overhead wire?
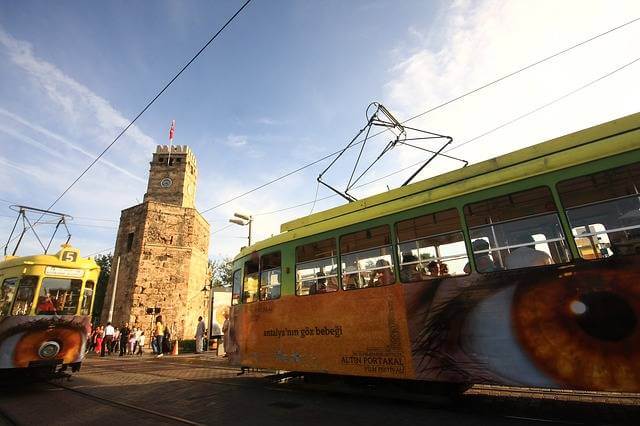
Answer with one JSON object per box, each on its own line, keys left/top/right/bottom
{"left": 1, "top": 0, "right": 254, "bottom": 252}
{"left": 200, "top": 16, "right": 640, "bottom": 215}
{"left": 39, "top": 0, "right": 253, "bottom": 216}
{"left": 248, "top": 53, "right": 640, "bottom": 219}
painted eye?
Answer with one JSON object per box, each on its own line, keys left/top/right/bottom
{"left": 13, "top": 326, "right": 83, "bottom": 367}
{"left": 463, "top": 267, "right": 640, "bottom": 392}
{"left": 0, "top": 321, "right": 84, "bottom": 369}
{"left": 463, "top": 285, "right": 556, "bottom": 387}
{"left": 511, "top": 268, "right": 640, "bottom": 391}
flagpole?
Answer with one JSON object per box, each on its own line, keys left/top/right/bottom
{"left": 167, "top": 120, "right": 175, "bottom": 165}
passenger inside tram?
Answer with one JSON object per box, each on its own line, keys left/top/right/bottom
{"left": 505, "top": 234, "right": 554, "bottom": 269}
{"left": 372, "top": 259, "right": 393, "bottom": 286}
{"left": 465, "top": 239, "right": 499, "bottom": 273}
{"left": 400, "top": 252, "right": 420, "bottom": 281}
{"left": 36, "top": 294, "right": 57, "bottom": 314}
{"left": 316, "top": 270, "right": 327, "bottom": 293}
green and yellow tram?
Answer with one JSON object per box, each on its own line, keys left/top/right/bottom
{"left": 228, "top": 112, "right": 640, "bottom": 393}
{"left": 0, "top": 245, "right": 99, "bottom": 377}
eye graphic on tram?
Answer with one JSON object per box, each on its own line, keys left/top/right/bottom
{"left": 412, "top": 264, "right": 640, "bottom": 392}
{"left": 0, "top": 319, "right": 84, "bottom": 368}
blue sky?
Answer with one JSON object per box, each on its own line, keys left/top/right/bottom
{"left": 1, "top": 0, "right": 639, "bottom": 259}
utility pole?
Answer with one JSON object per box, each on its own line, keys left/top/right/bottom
{"left": 107, "top": 256, "right": 120, "bottom": 322}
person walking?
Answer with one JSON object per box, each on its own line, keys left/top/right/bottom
{"left": 195, "top": 316, "right": 206, "bottom": 353}
{"left": 154, "top": 316, "right": 165, "bottom": 358}
{"left": 222, "top": 312, "right": 230, "bottom": 357}
{"left": 134, "top": 327, "right": 142, "bottom": 354}
{"left": 101, "top": 322, "right": 115, "bottom": 357}
{"left": 128, "top": 327, "right": 137, "bottom": 355}
{"left": 95, "top": 326, "right": 103, "bottom": 355}
{"left": 136, "top": 331, "right": 146, "bottom": 356}
{"left": 119, "top": 322, "right": 131, "bottom": 356}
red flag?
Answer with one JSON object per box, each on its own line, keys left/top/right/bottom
{"left": 169, "top": 120, "right": 175, "bottom": 142}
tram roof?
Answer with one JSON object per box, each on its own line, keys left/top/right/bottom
{"left": 235, "top": 111, "right": 640, "bottom": 259}
{"left": 0, "top": 245, "right": 99, "bottom": 271}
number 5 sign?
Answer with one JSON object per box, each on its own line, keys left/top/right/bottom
{"left": 62, "top": 251, "right": 78, "bottom": 262}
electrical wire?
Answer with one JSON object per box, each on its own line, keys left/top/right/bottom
{"left": 40, "top": 0, "right": 253, "bottom": 216}
{"left": 199, "top": 16, "right": 640, "bottom": 215}
{"left": 248, "top": 54, "right": 640, "bottom": 219}
{"left": 211, "top": 223, "right": 234, "bottom": 235}
{"left": 85, "top": 247, "right": 115, "bottom": 258}
{"left": 1, "top": 0, "right": 253, "bottom": 253}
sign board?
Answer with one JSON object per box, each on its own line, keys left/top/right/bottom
{"left": 44, "top": 266, "right": 84, "bottom": 278}
{"left": 61, "top": 250, "right": 78, "bottom": 262}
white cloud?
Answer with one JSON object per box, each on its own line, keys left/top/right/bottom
{"left": 0, "top": 25, "right": 155, "bottom": 155}
{"left": 383, "top": 0, "right": 640, "bottom": 182}
{"left": 224, "top": 134, "right": 248, "bottom": 147}
{"left": 0, "top": 108, "right": 145, "bottom": 183}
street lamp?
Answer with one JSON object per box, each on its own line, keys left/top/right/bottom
{"left": 229, "top": 212, "right": 252, "bottom": 246}
{"left": 200, "top": 265, "right": 214, "bottom": 349}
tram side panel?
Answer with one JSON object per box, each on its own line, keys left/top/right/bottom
{"left": 403, "top": 256, "right": 640, "bottom": 393}
{"left": 229, "top": 284, "right": 415, "bottom": 380}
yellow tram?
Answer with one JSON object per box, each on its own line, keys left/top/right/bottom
{"left": 228, "top": 112, "right": 640, "bottom": 393}
{"left": 0, "top": 245, "right": 99, "bottom": 377}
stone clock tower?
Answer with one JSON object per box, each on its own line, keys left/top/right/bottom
{"left": 101, "top": 145, "right": 210, "bottom": 340}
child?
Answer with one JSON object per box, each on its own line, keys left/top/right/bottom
{"left": 128, "top": 328, "right": 137, "bottom": 355}
{"left": 136, "top": 331, "right": 145, "bottom": 356}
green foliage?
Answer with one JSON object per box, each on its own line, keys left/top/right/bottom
{"left": 92, "top": 253, "right": 112, "bottom": 321}
{"left": 208, "top": 257, "right": 233, "bottom": 288}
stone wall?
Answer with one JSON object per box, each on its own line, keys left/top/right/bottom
{"left": 101, "top": 201, "right": 210, "bottom": 340}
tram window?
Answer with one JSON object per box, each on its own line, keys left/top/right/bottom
{"left": 0, "top": 277, "right": 18, "bottom": 316}
{"left": 340, "top": 225, "right": 395, "bottom": 290}
{"left": 11, "top": 276, "right": 37, "bottom": 315}
{"left": 558, "top": 163, "right": 640, "bottom": 259}
{"left": 37, "top": 278, "right": 82, "bottom": 315}
{"left": 80, "top": 281, "right": 95, "bottom": 315}
{"left": 396, "top": 209, "right": 469, "bottom": 281}
{"left": 464, "top": 187, "right": 571, "bottom": 271}
{"left": 260, "top": 252, "right": 281, "bottom": 301}
{"left": 296, "top": 238, "right": 338, "bottom": 296}
{"left": 231, "top": 269, "right": 242, "bottom": 305}
{"left": 242, "top": 259, "right": 259, "bottom": 303}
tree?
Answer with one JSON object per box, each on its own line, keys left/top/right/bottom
{"left": 92, "top": 253, "right": 112, "bottom": 323}
{"left": 208, "top": 257, "right": 233, "bottom": 288}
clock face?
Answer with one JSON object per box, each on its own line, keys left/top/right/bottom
{"left": 160, "top": 177, "right": 173, "bottom": 188}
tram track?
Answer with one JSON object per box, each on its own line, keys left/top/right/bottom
{"left": 75, "top": 358, "right": 638, "bottom": 425}
{"left": 48, "top": 380, "right": 204, "bottom": 426}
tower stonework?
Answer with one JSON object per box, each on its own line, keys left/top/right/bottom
{"left": 101, "top": 145, "right": 210, "bottom": 340}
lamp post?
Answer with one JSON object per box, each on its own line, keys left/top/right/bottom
{"left": 200, "top": 265, "right": 213, "bottom": 350}
{"left": 229, "top": 212, "right": 252, "bottom": 247}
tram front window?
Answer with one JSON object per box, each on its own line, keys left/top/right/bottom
{"left": 232, "top": 269, "right": 242, "bottom": 305}
{"left": 242, "top": 260, "right": 259, "bottom": 303}
{"left": 80, "top": 281, "right": 95, "bottom": 315}
{"left": 36, "top": 278, "right": 82, "bottom": 315}
{"left": 558, "top": 163, "right": 640, "bottom": 259}
{"left": 0, "top": 278, "right": 18, "bottom": 316}
{"left": 11, "top": 276, "right": 37, "bottom": 315}
{"left": 260, "top": 252, "right": 281, "bottom": 301}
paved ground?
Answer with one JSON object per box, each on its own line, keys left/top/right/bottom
{"left": 0, "top": 352, "right": 638, "bottom": 425}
